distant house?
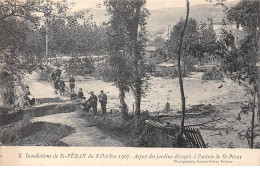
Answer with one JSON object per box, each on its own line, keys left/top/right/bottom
{"left": 206, "top": 18, "right": 246, "bottom": 47}
{"left": 145, "top": 46, "right": 157, "bottom": 58}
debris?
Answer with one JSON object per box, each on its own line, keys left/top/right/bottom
{"left": 236, "top": 113, "right": 241, "bottom": 121}
{"left": 225, "top": 129, "right": 229, "bottom": 134}
{"left": 228, "top": 142, "right": 235, "bottom": 148}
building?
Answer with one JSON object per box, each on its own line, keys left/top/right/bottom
{"left": 145, "top": 46, "right": 157, "bottom": 58}
{"left": 206, "top": 18, "right": 246, "bottom": 48}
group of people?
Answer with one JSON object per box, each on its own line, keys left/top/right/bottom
{"left": 51, "top": 68, "right": 76, "bottom": 96}
{"left": 82, "top": 90, "right": 107, "bottom": 116}
{"left": 51, "top": 68, "right": 108, "bottom": 116}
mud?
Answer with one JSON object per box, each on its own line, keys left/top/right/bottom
{"left": 0, "top": 122, "right": 75, "bottom": 146}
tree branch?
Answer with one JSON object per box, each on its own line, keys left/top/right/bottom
{"left": 185, "top": 118, "right": 222, "bottom": 127}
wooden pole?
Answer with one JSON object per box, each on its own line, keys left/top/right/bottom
{"left": 178, "top": 0, "right": 190, "bottom": 139}
{"left": 45, "top": 0, "right": 49, "bottom": 65}
{"left": 46, "top": 17, "right": 48, "bottom": 64}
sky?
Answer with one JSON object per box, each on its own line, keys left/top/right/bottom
{"left": 67, "top": 0, "right": 238, "bottom": 11}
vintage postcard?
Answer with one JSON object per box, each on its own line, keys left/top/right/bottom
{"left": 0, "top": 0, "right": 260, "bottom": 166}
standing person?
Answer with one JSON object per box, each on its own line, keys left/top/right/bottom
{"left": 59, "top": 78, "right": 65, "bottom": 96}
{"left": 54, "top": 77, "right": 60, "bottom": 94}
{"left": 56, "top": 67, "right": 62, "bottom": 80}
{"left": 69, "top": 75, "right": 76, "bottom": 93}
{"left": 98, "top": 90, "right": 107, "bottom": 114}
{"left": 86, "top": 91, "right": 98, "bottom": 116}
{"left": 51, "top": 70, "right": 56, "bottom": 82}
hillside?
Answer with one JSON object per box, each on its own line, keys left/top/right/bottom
{"left": 146, "top": 1, "right": 238, "bottom": 35}
{"left": 73, "top": 1, "right": 239, "bottom": 35}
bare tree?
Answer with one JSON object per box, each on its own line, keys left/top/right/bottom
{"left": 177, "top": 0, "right": 190, "bottom": 142}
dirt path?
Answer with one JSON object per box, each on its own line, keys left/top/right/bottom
{"left": 23, "top": 72, "right": 68, "bottom": 100}
{"left": 22, "top": 72, "right": 124, "bottom": 147}
{"left": 31, "top": 111, "right": 124, "bottom": 147}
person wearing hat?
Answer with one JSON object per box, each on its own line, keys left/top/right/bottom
{"left": 51, "top": 70, "right": 56, "bottom": 82}
{"left": 23, "top": 86, "right": 35, "bottom": 106}
{"left": 59, "top": 77, "right": 65, "bottom": 96}
{"left": 77, "top": 88, "right": 85, "bottom": 100}
{"left": 56, "top": 68, "right": 62, "bottom": 80}
{"left": 86, "top": 91, "right": 98, "bottom": 116}
{"left": 69, "top": 75, "right": 76, "bottom": 93}
{"left": 54, "top": 76, "right": 60, "bottom": 94}
{"left": 98, "top": 90, "right": 107, "bottom": 114}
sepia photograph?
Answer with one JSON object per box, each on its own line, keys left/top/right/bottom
{"left": 0, "top": 0, "right": 260, "bottom": 165}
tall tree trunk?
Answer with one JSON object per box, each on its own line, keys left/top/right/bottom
{"left": 256, "top": 10, "right": 260, "bottom": 123}
{"left": 255, "top": 45, "right": 260, "bottom": 124}
{"left": 131, "top": 3, "right": 142, "bottom": 116}
{"left": 257, "top": 80, "right": 260, "bottom": 123}
{"left": 177, "top": 0, "right": 189, "bottom": 141}
{"left": 183, "top": 57, "right": 186, "bottom": 77}
{"left": 119, "top": 85, "right": 128, "bottom": 120}
{"left": 251, "top": 83, "right": 256, "bottom": 148}
{"left": 252, "top": 1, "right": 259, "bottom": 148}
{"left": 134, "top": 80, "right": 142, "bottom": 116}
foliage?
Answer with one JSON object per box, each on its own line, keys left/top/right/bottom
{"left": 168, "top": 18, "right": 197, "bottom": 58}
{"left": 0, "top": 0, "right": 73, "bottom": 75}
{"left": 105, "top": 0, "right": 149, "bottom": 116}
{"left": 226, "top": 1, "right": 259, "bottom": 149}
{"left": 227, "top": 0, "right": 259, "bottom": 148}
{"left": 225, "top": 0, "right": 259, "bottom": 73}
{"left": 93, "top": 62, "right": 114, "bottom": 82}
{"left": 226, "top": 0, "right": 260, "bottom": 34}
{"left": 0, "top": 0, "right": 108, "bottom": 77}
{"left": 214, "top": 29, "right": 256, "bottom": 75}
{"left": 64, "top": 57, "right": 95, "bottom": 76}
{"left": 48, "top": 18, "right": 108, "bottom": 57}
{"left": 222, "top": 47, "right": 240, "bottom": 73}
{"left": 167, "top": 17, "right": 219, "bottom": 68}
{"left": 152, "top": 67, "right": 179, "bottom": 78}
{"left": 149, "top": 36, "right": 165, "bottom": 48}
{"left": 202, "top": 67, "right": 224, "bottom": 80}
{"left": 38, "top": 65, "right": 53, "bottom": 81}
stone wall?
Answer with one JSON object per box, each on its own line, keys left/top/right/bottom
{"left": 0, "top": 102, "right": 81, "bottom": 126}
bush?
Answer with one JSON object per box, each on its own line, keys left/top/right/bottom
{"left": 184, "top": 58, "right": 196, "bottom": 72}
{"left": 202, "top": 67, "right": 224, "bottom": 80}
{"left": 64, "top": 57, "right": 95, "bottom": 76}
{"left": 152, "top": 67, "right": 179, "bottom": 78}
{"left": 38, "top": 65, "right": 52, "bottom": 81}
{"left": 93, "top": 63, "right": 115, "bottom": 82}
